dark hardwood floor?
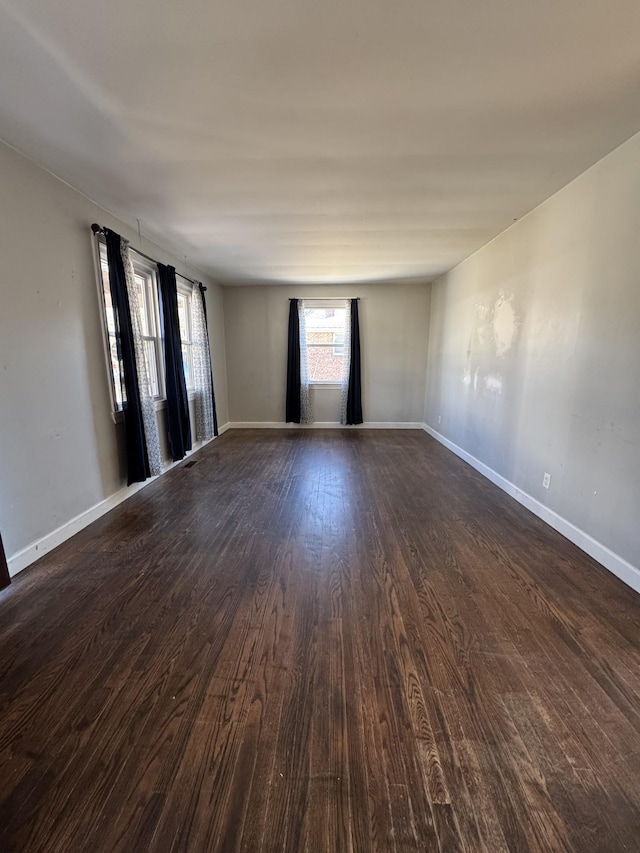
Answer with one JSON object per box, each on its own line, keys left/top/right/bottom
{"left": 1, "top": 429, "right": 640, "bottom": 852}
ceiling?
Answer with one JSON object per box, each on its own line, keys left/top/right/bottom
{"left": 1, "top": 0, "right": 640, "bottom": 285}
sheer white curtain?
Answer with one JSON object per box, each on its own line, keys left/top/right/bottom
{"left": 121, "top": 239, "right": 164, "bottom": 476}
{"left": 191, "top": 284, "right": 216, "bottom": 441}
{"left": 340, "top": 299, "right": 352, "bottom": 425}
{"left": 299, "top": 301, "right": 312, "bottom": 424}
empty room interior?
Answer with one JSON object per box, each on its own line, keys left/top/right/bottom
{"left": 1, "top": 1, "right": 640, "bottom": 850}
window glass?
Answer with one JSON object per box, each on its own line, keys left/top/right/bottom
{"left": 177, "top": 293, "right": 189, "bottom": 341}
{"left": 181, "top": 345, "right": 191, "bottom": 389}
{"left": 99, "top": 253, "right": 125, "bottom": 408}
{"left": 135, "top": 276, "right": 149, "bottom": 336}
{"left": 176, "top": 281, "right": 194, "bottom": 391}
{"left": 304, "top": 306, "right": 347, "bottom": 382}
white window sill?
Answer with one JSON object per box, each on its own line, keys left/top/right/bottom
{"left": 311, "top": 382, "right": 342, "bottom": 389}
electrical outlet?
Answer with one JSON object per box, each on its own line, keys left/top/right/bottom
{"left": 542, "top": 472, "right": 551, "bottom": 490}
{"left": 438, "top": 415, "right": 441, "bottom": 424}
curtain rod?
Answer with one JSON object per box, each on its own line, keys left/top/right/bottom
{"left": 91, "top": 224, "right": 206, "bottom": 290}
{"left": 289, "top": 297, "right": 359, "bottom": 301}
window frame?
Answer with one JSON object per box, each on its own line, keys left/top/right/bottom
{"left": 95, "top": 238, "right": 166, "bottom": 418}
{"left": 302, "top": 300, "right": 347, "bottom": 387}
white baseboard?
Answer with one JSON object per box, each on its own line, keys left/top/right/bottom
{"left": 7, "top": 434, "right": 219, "bottom": 578}
{"left": 217, "top": 422, "right": 231, "bottom": 435}
{"left": 423, "top": 424, "right": 640, "bottom": 595}
{"left": 226, "top": 421, "right": 424, "bottom": 430}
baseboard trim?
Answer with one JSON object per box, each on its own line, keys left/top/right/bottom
{"left": 423, "top": 424, "right": 640, "bottom": 594}
{"left": 217, "top": 422, "right": 231, "bottom": 435}
{"left": 8, "top": 435, "right": 219, "bottom": 578}
{"left": 226, "top": 421, "right": 424, "bottom": 430}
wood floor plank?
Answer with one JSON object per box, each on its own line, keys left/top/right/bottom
{"left": 1, "top": 429, "right": 640, "bottom": 852}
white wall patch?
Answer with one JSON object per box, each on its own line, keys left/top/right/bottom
{"left": 484, "top": 373, "right": 504, "bottom": 396}
{"left": 492, "top": 291, "right": 520, "bottom": 357}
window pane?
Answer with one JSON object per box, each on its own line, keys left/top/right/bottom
{"left": 144, "top": 340, "right": 159, "bottom": 397}
{"left": 136, "top": 276, "right": 149, "bottom": 336}
{"left": 307, "top": 330, "right": 333, "bottom": 344}
{"left": 307, "top": 345, "right": 344, "bottom": 382}
{"left": 99, "top": 250, "right": 123, "bottom": 410}
{"left": 182, "top": 344, "right": 192, "bottom": 389}
{"left": 100, "top": 261, "right": 118, "bottom": 335}
{"left": 304, "top": 306, "right": 345, "bottom": 326}
{"left": 177, "top": 293, "right": 190, "bottom": 342}
{"left": 109, "top": 335, "right": 124, "bottom": 406}
{"left": 146, "top": 282, "right": 157, "bottom": 336}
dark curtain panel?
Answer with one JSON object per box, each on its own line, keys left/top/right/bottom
{"left": 158, "top": 263, "right": 192, "bottom": 460}
{"left": 198, "top": 284, "right": 219, "bottom": 437}
{"left": 285, "top": 298, "right": 301, "bottom": 423}
{"left": 0, "top": 531, "right": 9, "bottom": 590}
{"left": 346, "top": 299, "right": 363, "bottom": 425}
{"left": 104, "top": 228, "right": 149, "bottom": 484}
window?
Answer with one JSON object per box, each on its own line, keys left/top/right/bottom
{"left": 134, "top": 266, "right": 163, "bottom": 399}
{"left": 98, "top": 246, "right": 124, "bottom": 410}
{"left": 176, "top": 277, "right": 194, "bottom": 391}
{"left": 98, "top": 242, "right": 164, "bottom": 410}
{"left": 303, "top": 302, "right": 347, "bottom": 383}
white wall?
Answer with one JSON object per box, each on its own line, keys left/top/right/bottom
{"left": 204, "top": 282, "right": 229, "bottom": 430}
{"left": 224, "top": 282, "right": 430, "bottom": 425}
{"left": 0, "top": 141, "right": 228, "bottom": 566}
{"left": 425, "top": 130, "right": 640, "bottom": 574}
